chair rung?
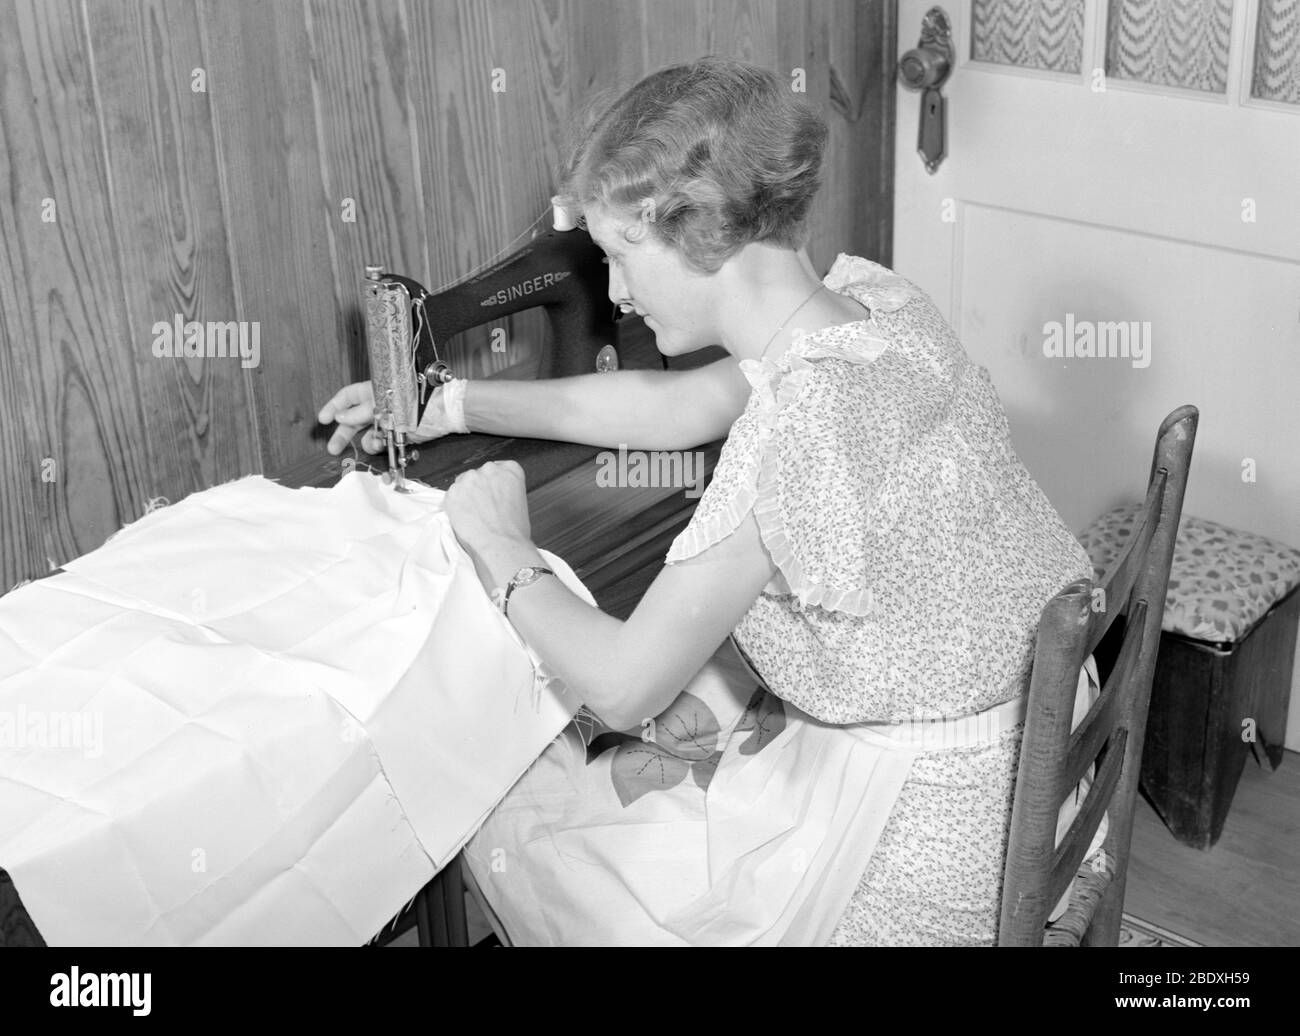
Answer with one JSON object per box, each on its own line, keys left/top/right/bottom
{"left": 1065, "top": 600, "right": 1147, "bottom": 791}
{"left": 1085, "top": 472, "right": 1165, "bottom": 656}
{"left": 998, "top": 406, "right": 1198, "bottom": 946}
{"left": 1049, "top": 727, "right": 1126, "bottom": 901}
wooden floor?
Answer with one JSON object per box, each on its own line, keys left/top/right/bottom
{"left": 1124, "top": 748, "right": 1300, "bottom": 947}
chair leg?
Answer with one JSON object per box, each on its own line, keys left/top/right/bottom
{"left": 431, "top": 876, "right": 449, "bottom": 945}
{"left": 411, "top": 857, "right": 471, "bottom": 946}
{"left": 463, "top": 859, "right": 513, "bottom": 946}
{"left": 443, "top": 855, "right": 469, "bottom": 946}
{"left": 415, "top": 887, "right": 432, "bottom": 947}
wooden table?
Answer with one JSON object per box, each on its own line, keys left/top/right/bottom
{"left": 274, "top": 324, "right": 723, "bottom": 619}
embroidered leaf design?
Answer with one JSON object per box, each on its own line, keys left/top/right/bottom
{"left": 652, "top": 691, "right": 719, "bottom": 761}
{"left": 585, "top": 730, "right": 640, "bottom": 763}
{"left": 610, "top": 741, "right": 690, "bottom": 807}
{"left": 691, "top": 749, "right": 723, "bottom": 791}
{"left": 735, "top": 687, "right": 786, "bottom": 756}
{"left": 593, "top": 692, "right": 725, "bottom": 804}
{"left": 735, "top": 687, "right": 764, "bottom": 730}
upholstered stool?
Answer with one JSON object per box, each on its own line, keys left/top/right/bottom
{"left": 1078, "top": 508, "right": 1300, "bottom": 849}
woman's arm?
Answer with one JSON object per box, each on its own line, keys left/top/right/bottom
{"left": 473, "top": 516, "right": 773, "bottom": 730}
{"left": 463, "top": 356, "right": 750, "bottom": 451}
{"left": 319, "top": 355, "right": 750, "bottom": 455}
{"left": 447, "top": 462, "right": 775, "bottom": 731}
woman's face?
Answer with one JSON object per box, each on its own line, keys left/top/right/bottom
{"left": 584, "top": 204, "right": 717, "bottom": 356}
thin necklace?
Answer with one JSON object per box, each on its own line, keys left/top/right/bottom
{"left": 759, "top": 283, "right": 826, "bottom": 360}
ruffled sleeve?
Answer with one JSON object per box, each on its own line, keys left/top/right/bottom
{"left": 665, "top": 255, "right": 932, "bottom": 616}
{"left": 660, "top": 400, "right": 764, "bottom": 566}
{"left": 749, "top": 349, "right": 913, "bottom": 615}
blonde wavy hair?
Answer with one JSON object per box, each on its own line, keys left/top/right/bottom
{"left": 554, "top": 55, "right": 827, "bottom": 274}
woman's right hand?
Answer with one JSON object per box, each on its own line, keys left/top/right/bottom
{"left": 318, "top": 378, "right": 469, "bottom": 455}
{"left": 318, "top": 381, "right": 382, "bottom": 455}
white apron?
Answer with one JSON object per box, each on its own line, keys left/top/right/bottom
{"left": 465, "top": 647, "right": 1104, "bottom": 945}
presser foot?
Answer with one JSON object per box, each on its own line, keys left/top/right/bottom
{"left": 383, "top": 435, "right": 415, "bottom": 493}
{"left": 383, "top": 471, "right": 414, "bottom": 494}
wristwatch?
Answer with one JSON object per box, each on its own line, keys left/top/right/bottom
{"left": 492, "top": 565, "right": 555, "bottom": 617}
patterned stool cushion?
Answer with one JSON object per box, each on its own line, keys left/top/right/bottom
{"left": 1077, "top": 506, "right": 1300, "bottom": 645}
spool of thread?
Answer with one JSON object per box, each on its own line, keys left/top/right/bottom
{"left": 551, "top": 196, "right": 577, "bottom": 232}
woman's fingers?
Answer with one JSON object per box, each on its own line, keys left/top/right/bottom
{"left": 328, "top": 424, "right": 387, "bottom": 456}
{"left": 324, "top": 406, "right": 375, "bottom": 455}
{"left": 320, "top": 382, "right": 377, "bottom": 456}
{"left": 330, "top": 402, "right": 373, "bottom": 427}
{"left": 326, "top": 423, "right": 360, "bottom": 456}
{"left": 317, "top": 381, "right": 373, "bottom": 425}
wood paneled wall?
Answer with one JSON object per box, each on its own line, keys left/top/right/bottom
{"left": 0, "top": 0, "right": 896, "bottom": 589}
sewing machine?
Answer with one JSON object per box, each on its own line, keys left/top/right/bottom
{"left": 363, "top": 202, "right": 621, "bottom": 490}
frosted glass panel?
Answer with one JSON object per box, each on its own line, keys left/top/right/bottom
{"left": 1105, "top": 0, "right": 1233, "bottom": 93}
{"left": 970, "top": 0, "right": 1085, "bottom": 73}
{"left": 1252, "top": 0, "right": 1300, "bottom": 105}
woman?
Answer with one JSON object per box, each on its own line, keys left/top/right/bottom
{"left": 318, "top": 56, "right": 1095, "bottom": 945}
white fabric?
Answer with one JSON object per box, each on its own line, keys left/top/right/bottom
{"left": 466, "top": 651, "right": 1106, "bottom": 945}
{"left": 666, "top": 692, "right": 1035, "bottom": 946}
{"left": 0, "top": 472, "right": 585, "bottom": 945}
{"left": 465, "top": 642, "right": 761, "bottom": 947}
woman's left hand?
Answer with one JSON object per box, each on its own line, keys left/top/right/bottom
{"left": 444, "top": 460, "right": 533, "bottom": 557}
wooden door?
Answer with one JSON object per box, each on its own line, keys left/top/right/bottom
{"left": 892, "top": 0, "right": 1300, "bottom": 748}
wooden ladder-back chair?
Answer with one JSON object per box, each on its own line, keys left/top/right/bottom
{"left": 998, "top": 405, "right": 1199, "bottom": 946}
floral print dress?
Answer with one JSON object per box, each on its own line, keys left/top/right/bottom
{"left": 463, "top": 256, "right": 1093, "bottom": 945}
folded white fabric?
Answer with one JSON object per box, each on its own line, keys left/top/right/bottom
{"left": 0, "top": 472, "right": 584, "bottom": 945}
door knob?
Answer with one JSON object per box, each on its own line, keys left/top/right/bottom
{"left": 897, "top": 6, "right": 954, "bottom": 174}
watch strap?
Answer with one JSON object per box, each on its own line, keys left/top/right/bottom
{"left": 498, "top": 565, "right": 555, "bottom": 617}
